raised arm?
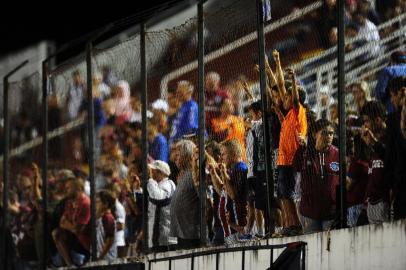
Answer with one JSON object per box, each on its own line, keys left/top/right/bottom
{"left": 273, "top": 50, "right": 287, "bottom": 99}
{"left": 287, "top": 68, "right": 299, "bottom": 108}
{"left": 219, "top": 164, "right": 237, "bottom": 200}
{"left": 208, "top": 164, "right": 224, "bottom": 195}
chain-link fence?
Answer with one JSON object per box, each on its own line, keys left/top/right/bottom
{"left": 1, "top": 0, "right": 406, "bottom": 269}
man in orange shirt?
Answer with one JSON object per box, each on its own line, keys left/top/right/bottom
{"left": 273, "top": 50, "right": 308, "bottom": 235}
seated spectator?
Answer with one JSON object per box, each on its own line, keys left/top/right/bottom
{"left": 344, "top": 22, "right": 369, "bottom": 66}
{"left": 52, "top": 177, "right": 90, "bottom": 267}
{"left": 95, "top": 190, "right": 117, "bottom": 261}
{"left": 357, "top": 0, "right": 381, "bottom": 25}
{"left": 354, "top": 11, "right": 380, "bottom": 58}
{"left": 360, "top": 101, "right": 390, "bottom": 224}
{"left": 170, "top": 140, "right": 200, "bottom": 249}
{"left": 147, "top": 160, "right": 176, "bottom": 251}
{"left": 169, "top": 81, "right": 198, "bottom": 145}
{"left": 294, "top": 119, "right": 339, "bottom": 233}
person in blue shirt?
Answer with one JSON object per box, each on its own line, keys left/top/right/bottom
{"left": 148, "top": 121, "right": 169, "bottom": 162}
{"left": 374, "top": 51, "right": 406, "bottom": 114}
{"left": 169, "top": 80, "right": 199, "bottom": 145}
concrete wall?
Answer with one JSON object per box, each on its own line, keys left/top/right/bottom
{"left": 146, "top": 220, "right": 406, "bottom": 270}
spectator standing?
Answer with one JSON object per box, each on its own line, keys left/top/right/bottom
{"left": 294, "top": 119, "right": 339, "bottom": 233}
{"left": 147, "top": 160, "right": 176, "bottom": 251}
{"left": 148, "top": 121, "right": 169, "bottom": 162}
{"left": 273, "top": 51, "right": 308, "bottom": 235}
{"left": 95, "top": 191, "right": 117, "bottom": 261}
{"left": 205, "top": 72, "right": 230, "bottom": 127}
{"left": 384, "top": 77, "right": 406, "bottom": 220}
{"left": 360, "top": 101, "right": 390, "bottom": 224}
{"left": 52, "top": 177, "right": 90, "bottom": 267}
{"left": 170, "top": 140, "right": 200, "bottom": 249}
{"left": 67, "top": 70, "right": 85, "bottom": 121}
{"left": 169, "top": 81, "right": 199, "bottom": 145}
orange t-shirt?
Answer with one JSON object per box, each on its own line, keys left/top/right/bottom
{"left": 211, "top": 115, "right": 247, "bottom": 159}
{"left": 277, "top": 104, "right": 308, "bottom": 166}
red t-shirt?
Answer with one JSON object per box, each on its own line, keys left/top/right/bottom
{"left": 63, "top": 193, "right": 91, "bottom": 250}
{"left": 347, "top": 159, "right": 369, "bottom": 207}
{"left": 102, "top": 212, "right": 115, "bottom": 238}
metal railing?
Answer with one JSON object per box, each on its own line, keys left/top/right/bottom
{"left": 147, "top": 241, "right": 307, "bottom": 270}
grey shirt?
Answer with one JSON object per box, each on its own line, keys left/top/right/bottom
{"left": 170, "top": 169, "right": 200, "bottom": 240}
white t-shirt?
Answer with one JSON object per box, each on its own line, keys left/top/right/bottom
{"left": 115, "top": 199, "right": 126, "bottom": 247}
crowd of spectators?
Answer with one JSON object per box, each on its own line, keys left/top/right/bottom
{"left": 0, "top": 0, "right": 405, "bottom": 268}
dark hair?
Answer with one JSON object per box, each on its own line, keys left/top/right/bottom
{"left": 386, "top": 76, "right": 406, "bottom": 94}
{"left": 206, "top": 140, "right": 222, "bottom": 158}
{"left": 390, "top": 51, "right": 406, "bottom": 64}
{"left": 72, "top": 70, "right": 81, "bottom": 77}
{"left": 248, "top": 101, "right": 262, "bottom": 113}
{"left": 97, "top": 190, "right": 116, "bottom": 217}
{"left": 346, "top": 22, "right": 360, "bottom": 32}
{"left": 360, "top": 100, "right": 387, "bottom": 120}
{"left": 313, "top": 119, "right": 332, "bottom": 134}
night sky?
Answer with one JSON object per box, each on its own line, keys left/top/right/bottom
{"left": 0, "top": 1, "right": 180, "bottom": 56}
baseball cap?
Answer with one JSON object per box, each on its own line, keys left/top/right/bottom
{"left": 151, "top": 99, "right": 169, "bottom": 113}
{"left": 148, "top": 160, "right": 171, "bottom": 176}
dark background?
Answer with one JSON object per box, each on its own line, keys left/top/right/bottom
{"left": 0, "top": 1, "right": 182, "bottom": 56}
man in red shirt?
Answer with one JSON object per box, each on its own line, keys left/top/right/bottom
{"left": 294, "top": 119, "right": 339, "bottom": 233}
{"left": 52, "top": 177, "right": 91, "bottom": 266}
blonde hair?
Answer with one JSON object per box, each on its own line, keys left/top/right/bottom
{"left": 354, "top": 81, "right": 371, "bottom": 101}
{"left": 221, "top": 139, "right": 243, "bottom": 159}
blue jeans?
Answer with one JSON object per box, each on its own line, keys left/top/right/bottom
{"left": 347, "top": 204, "right": 363, "bottom": 227}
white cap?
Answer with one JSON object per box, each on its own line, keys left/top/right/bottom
{"left": 151, "top": 99, "right": 169, "bottom": 113}
{"left": 148, "top": 160, "right": 171, "bottom": 176}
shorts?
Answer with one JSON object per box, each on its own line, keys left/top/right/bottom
{"left": 277, "top": 166, "right": 296, "bottom": 200}
{"left": 253, "top": 171, "right": 267, "bottom": 211}
{"left": 367, "top": 200, "right": 389, "bottom": 224}
{"left": 247, "top": 177, "right": 256, "bottom": 203}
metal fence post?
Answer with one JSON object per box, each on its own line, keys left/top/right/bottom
{"left": 197, "top": 0, "right": 207, "bottom": 246}
{"left": 1, "top": 60, "right": 28, "bottom": 270}
{"left": 41, "top": 60, "right": 49, "bottom": 269}
{"left": 338, "top": 0, "right": 347, "bottom": 228}
{"left": 255, "top": 0, "right": 274, "bottom": 234}
{"left": 140, "top": 22, "right": 149, "bottom": 253}
{"left": 86, "top": 41, "right": 98, "bottom": 260}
